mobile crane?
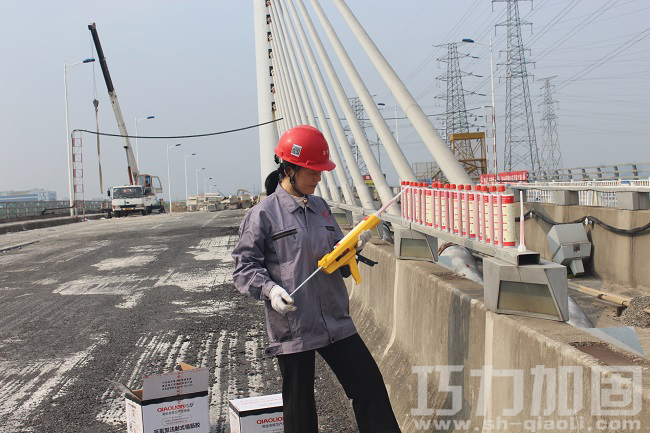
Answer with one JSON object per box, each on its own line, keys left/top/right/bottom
{"left": 88, "top": 22, "right": 165, "bottom": 217}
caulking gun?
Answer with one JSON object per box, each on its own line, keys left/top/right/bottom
{"left": 289, "top": 190, "right": 403, "bottom": 297}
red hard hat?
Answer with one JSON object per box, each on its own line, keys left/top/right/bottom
{"left": 275, "top": 125, "right": 336, "bottom": 172}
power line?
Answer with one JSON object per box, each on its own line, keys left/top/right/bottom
{"left": 72, "top": 118, "right": 282, "bottom": 140}
{"left": 522, "top": 0, "right": 620, "bottom": 63}
{"left": 534, "top": 27, "right": 650, "bottom": 101}
{"left": 464, "top": 1, "right": 642, "bottom": 109}
{"left": 384, "top": 0, "right": 429, "bottom": 56}
{"left": 525, "top": 0, "right": 582, "bottom": 48}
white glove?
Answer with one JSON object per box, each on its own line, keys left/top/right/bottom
{"left": 269, "top": 285, "right": 297, "bottom": 315}
{"left": 356, "top": 230, "right": 372, "bottom": 251}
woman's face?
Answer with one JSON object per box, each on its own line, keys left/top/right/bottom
{"left": 290, "top": 166, "right": 322, "bottom": 195}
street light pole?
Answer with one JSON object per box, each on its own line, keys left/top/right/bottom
{"left": 195, "top": 167, "right": 205, "bottom": 195}
{"left": 203, "top": 177, "right": 213, "bottom": 194}
{"left": 184, "top": 152, "right": 196, "bottom": 208}
{"left": 462, "top": 37, "right": 497, "bottom": 175}
{"left": 166, "top": 143, "right": 181, "bottom": 214}
{"left": 376, "top": 101, "right": 402, "bottom": 173}
{"left": 488, "top": 36, "right": 497, "bottom": 175}
{"left": 377, "top": 101, "right": 399, "bottom": 144}
{"left": 64, "top": 58, "right": 95, "bottom": 216}
{"left": 135, "top": 115, "right": 155, "bottom": 167}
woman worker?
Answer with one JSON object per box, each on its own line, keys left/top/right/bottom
{"left": 232, "top": 125, "right": 401, "bottom": 432}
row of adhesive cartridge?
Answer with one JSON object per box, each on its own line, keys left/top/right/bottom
{"left": 400, "top": 181, "right": 516, "bottom": 247}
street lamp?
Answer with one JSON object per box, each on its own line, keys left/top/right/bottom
{"left": 135, "top": 115, "right": 155, "bottom": 167}
{"left": 203, "top": 177, "right": 213, "bottom": 194}
{"left": 210, "top": 185, "right": 218, "bottom": 193}
{"left": 166, "top": 143, "right": 181, "bottom": 214}
{"left": 195, "top": 167, "right": 206, "bottom": 195}
{"left": 64, "top": 57, "right": 95, "bottom": 216}
{"left": 462, "top": 37, "right": 497, "bottom": 175}
{"left": 184, "top": 152, "right": 197, "bottom": 207}
{"left": 377, "top": 101, "right": 399, "bottom": 144}
{"left": 377, "top": 101, "right": 401, "bottom": 172}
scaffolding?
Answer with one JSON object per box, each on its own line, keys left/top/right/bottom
{"left": 449, "top": 132, "right": 487, "bottom": 179}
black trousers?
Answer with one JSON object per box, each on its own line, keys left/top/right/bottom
{"left": 276, "top": 333, "right": 401, "bottom": 433}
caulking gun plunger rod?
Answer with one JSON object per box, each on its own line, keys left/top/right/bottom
{"left": 289, "top": 190, "right": 404, "bottom": 297}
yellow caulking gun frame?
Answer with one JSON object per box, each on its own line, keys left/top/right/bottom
{"left": 290, "top": 190, "right": 403, "bottom": 296}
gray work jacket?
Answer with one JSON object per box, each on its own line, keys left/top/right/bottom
{"left": 231, "top": 186, "right": 357, "bottom": 356}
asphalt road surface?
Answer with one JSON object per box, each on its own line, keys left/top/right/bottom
{"left": 0, "top": 211, "right": 357, "bottom": 432}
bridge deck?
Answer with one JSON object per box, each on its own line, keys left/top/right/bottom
{"left": 0, "top": 211, "right": 356, "bottom": 432}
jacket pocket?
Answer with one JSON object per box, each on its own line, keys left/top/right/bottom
{"left": 271, "top": 228, "right": 298, "bottom": 241}
{"left": 268, "top": 309, "right": 293, "bottom": 343}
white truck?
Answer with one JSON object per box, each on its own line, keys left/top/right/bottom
{"left": 89, "top": 23, "right": 167, "bottom": 218}
{"left": 109, "top": 181, "right": 165, "bottom": 217}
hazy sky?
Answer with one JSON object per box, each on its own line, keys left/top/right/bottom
{"left": 1, "top": 0, "right": 648, "bottom": 200}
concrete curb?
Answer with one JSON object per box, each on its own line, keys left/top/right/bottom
{"left": 0, "top": 240, "right": 40, "bottom": 253}
{"left": 0, "top": 213, "right": 107, "bottom": 235}
{"left": 348, "top": 241, "right": 650, "bottom": 432}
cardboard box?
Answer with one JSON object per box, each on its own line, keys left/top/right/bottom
{"left": 120, "top": 362, "right": 210, "bottom": 433}
{"left": 229, "top": 394, "right": 284, "bottom": 433}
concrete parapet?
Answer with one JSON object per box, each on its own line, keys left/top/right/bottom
{"left": 348, "top": 242, "right": 650, "bottom": 432}
{"left": 0, "top": 213, "right": 106, "bottom": 235}
{"left": 515, "top": 203, "right": 650, "bottom": 290}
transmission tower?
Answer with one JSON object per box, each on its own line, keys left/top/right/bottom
{"left": 495, "top": 0, "right": 541, "bottom": 173}
{"left": 539, "top": 76, "right": 563, "bottom": 172}
{"left": 344, "top": 97, "right": 369, "bottom": 181}
{"left": 435, "top": 43, "right": 486, "bottom": 179}
{"left": 437, "top": 43, "right": 470, "bottom": 139}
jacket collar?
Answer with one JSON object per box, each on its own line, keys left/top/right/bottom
{"left": 275, "top": 184, "right": 316, "bottom": 213}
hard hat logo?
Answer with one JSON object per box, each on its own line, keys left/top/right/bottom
{"left": 291, "top": 144, "right": 302, "bottom": 157}
{"left": 275, "top": 125, "right": 336, "bottom": 172}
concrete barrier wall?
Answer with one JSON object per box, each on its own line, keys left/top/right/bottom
{"left": 348, "top": 242, "right": 650, "bottom": 432}
{"left": 0, "top": 213, "right": 106, "bottom": 235}
{"left": 516, "top": 203, "right": 650, "bottom": 290}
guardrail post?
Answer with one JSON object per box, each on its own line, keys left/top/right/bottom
{"left": 555, "top": 190, "right": 579, "bottom": 206}
{"left": 616, "top": 191, "right": 650, "bottom": 210}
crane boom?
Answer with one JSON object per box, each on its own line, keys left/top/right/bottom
{"left": 88, "top": 22, "right": 139, "bottom": 184}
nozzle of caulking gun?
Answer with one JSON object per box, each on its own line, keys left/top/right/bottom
{"left": 289, "top": 190, "right": 404, "bottom": 297}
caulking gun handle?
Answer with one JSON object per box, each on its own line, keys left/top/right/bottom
{"left": 348, "top": 257, "right": 362, "bottom": 285}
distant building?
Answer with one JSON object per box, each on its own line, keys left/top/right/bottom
{"left": 0, "top": 189, "right": 57, "bottom": 202}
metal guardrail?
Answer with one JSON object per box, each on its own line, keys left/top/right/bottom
{"left": 511, "top": 181, "right": 650, "bottom": 208}
{"left": 516, "top": 181, "right": 650, "bottom": 191}
{"left": 524, "top": 189, "right": 618, "bottom": 208}
{"left": 327, "top": 201, "right": 540, "bottom": 267}
{"left": 0, "top": 200, "right": 110, "bottom": 223}
{"left": 528, "top": 162, "right": 650, "bottom": 182}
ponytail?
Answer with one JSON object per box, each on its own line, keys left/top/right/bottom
{"left": 264, "top": 161, "right": 301, "bottom": 196}
{"left": 265, "top": 168, "right": 281, "bottom": 196}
